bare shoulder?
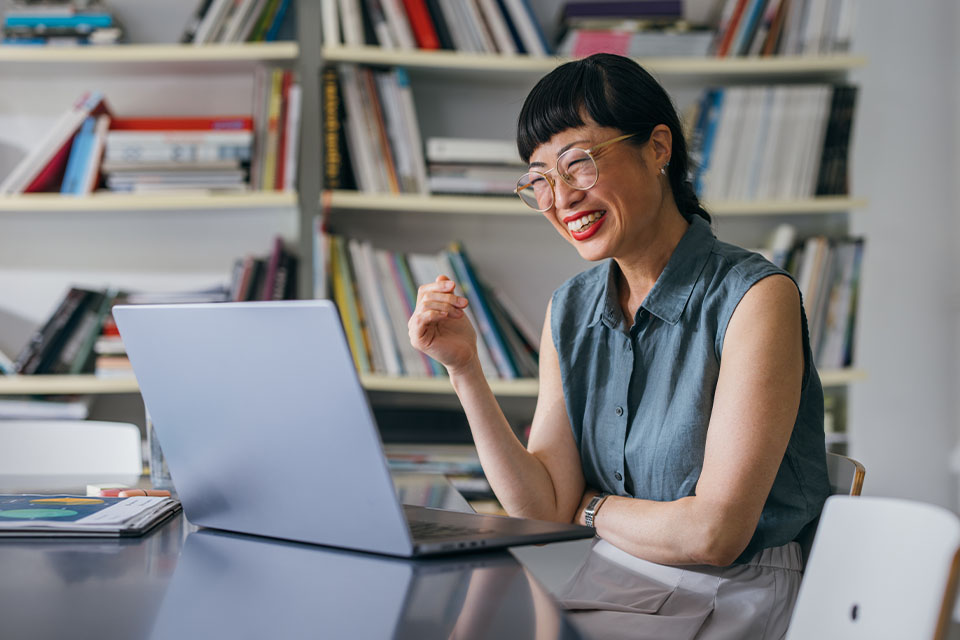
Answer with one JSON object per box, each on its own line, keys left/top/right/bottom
{"left": 732, "top": 273, "right": 801, "bottom": 326}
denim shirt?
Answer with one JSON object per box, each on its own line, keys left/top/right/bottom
{"left": 551, "top": 216, "right": 830, "bottom": 563}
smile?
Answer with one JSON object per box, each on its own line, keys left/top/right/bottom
{"left": 566, "top": 211, "right": 605, "bottom": 231}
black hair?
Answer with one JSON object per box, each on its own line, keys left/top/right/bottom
{"left": 516, "top": 53, "right": 710, "bottom": 224}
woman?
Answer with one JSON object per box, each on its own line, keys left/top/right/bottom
{"left": 408, "top": 53, "right": 830, "bottom": 638}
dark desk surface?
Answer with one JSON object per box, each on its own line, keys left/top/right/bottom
{"left": 0, "top": 474, "right": 583, "bottom": 640}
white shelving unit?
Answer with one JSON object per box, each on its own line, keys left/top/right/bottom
{"left": 0, "top": 192, "right": 297, "bottom": 212}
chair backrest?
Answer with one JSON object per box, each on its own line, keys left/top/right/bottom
{"left": 0, "top": 420, "right": 142, "bottom": 475}
{"left": 826, "top": 451, "right": 865, "bottom": 496}
{"left": 787, "top": 495, "right": 960, "bottom": 640}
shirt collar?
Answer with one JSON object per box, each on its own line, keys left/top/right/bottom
{"left": 591, "top": 216, "right": 716, "bottom": 329}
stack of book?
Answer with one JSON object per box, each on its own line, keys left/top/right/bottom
{"left": 181, "top": 0, "right": 295, "bottom": 44}
{"left": 315, "top": 227, "right": 539, "bottom": 380}
{"left": 711, "top": 0, "right": 856, "bottom": 57}
{"left": 688, "top": 83, "right": 857, "bottom": 201}
{"left": 556, "top": 0, "right": 714, "bottom": 59}
{"left": 101, "top": 116, "right": 253, "bottom": 194}
{"left": 328, "top": 64, "right": 427, "bottom": 194}
{"left": 251, "top": 68, "right": 301, "bottom": 191}
{"left": 323, "top": 0, "right": 551, "bottom": 56}
{"left": 1, "top": 2, "right": 123, "bottom": 46}
{"left": 759, "top": 224, "right": 863, "bottom": 370}
{"left": 227, "top": 235, "right": 300, "bottom": 302}
{"left": 426, "top": 137, "right": 524, "bottom": 196}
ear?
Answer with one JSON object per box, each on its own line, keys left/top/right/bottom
{"left": 649, "top": 124, "right": 673, "bottom": 171}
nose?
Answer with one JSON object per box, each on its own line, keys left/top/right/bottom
{"left": 552, "top": 178, "right": 585, "bottom": 212}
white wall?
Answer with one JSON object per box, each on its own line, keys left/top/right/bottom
{"left": 848, "top": 0, "right": 959, "bottom": 509}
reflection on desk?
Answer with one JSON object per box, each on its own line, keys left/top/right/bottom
{"left": 152, "top": 529, "right": 581, "bottom": 640}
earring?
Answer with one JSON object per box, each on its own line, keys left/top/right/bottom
{"left": 660, "top": 166, "right": 667, "bottom": 176}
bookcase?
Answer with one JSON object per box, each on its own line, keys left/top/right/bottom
{"left": 0, "top": 0, "right": 867, "bottom": 454}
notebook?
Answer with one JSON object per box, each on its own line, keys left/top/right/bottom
{"left": 113, "top": 300, "right": 593, "bottom": 557}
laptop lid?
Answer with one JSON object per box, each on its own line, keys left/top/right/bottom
{"left": 114, "top": 300, "right": 416, "bottom": 556}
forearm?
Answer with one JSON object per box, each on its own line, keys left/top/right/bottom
{"left": 450, "top": 358, "right": 566, "bottom": 521}
{"left": 583, "top": 493, "right": 757, "bottom": 566}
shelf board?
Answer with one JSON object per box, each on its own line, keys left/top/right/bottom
{"left": 0, "top": 192, "right": 297, "bottom": 212}
{"left": 322, "top": 46, "right": 866, "bottom": 78}
{"left": 0, "top": 42, "right": 298, "bottom": 73}
{"left": 327, "top": 191, "right": 866, "bottom": 217}
{"left": 0, "top": 369, "right": 864, "bottom": 396}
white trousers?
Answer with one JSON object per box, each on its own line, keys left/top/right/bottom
{"left": 555, "top": 539, "right": 803, "bottom": 640}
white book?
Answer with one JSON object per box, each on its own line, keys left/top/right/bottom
{"left": 444, "top": 0, "right": 482, "bottom": 52}
{"left": 0, "top": 91, "right": 106, "bottom": 195}
{"left": 429, "top": 252, "right": 501, "bottom": 379}
{"left": 375, "top": 72, "right": 415, "bottom": 192}
{"left": 355, "top": 68, "right": 394, "bottom": 192}
{"left": 239, "top": 0, "right": 271, "bottom": 41}
{"left": 774, "top": 85, "right": 807, "bottom": 199}
{"left": 461, "top": 0, "right": 498, "bottom": 54}
{"left": 348, "top": 239, "right": 387, "bottom": 374}
{"left": 787, "top": 86, "right": 819, "bottom": 198}
{"left": 321, "top": 0, "right": 342, "bottom": 46}
{"left": 374, "top": 249, "right": 431, "bottom": 376}
{"left": 0, "top": 397, "right": 91, "bottom": 420}
{"left": 475, "top": 0, "right": 517, "bottom": 54}
{"left": 381, "top": 0, "right": 417, "bottom": 49}
{"left": 338, "top": 65, "right": 379, "bottom": 192}
{"left": 338, "top": 0, "right": 365, "bottom": 46}
{"left": 395, "top": 68, "right": 429, "bottom": 195}
{"left": 728, "top": 87, "right": 767, "bottom": 201}
{"left": 358, "top": 242, "right": 404, "bottom": 375}
{"left": 426, "top": 137, "right": 519, "bottom": 164}
{"left": 192, "top": 0, "right": 233, "bottom": 45}
{"left": 766, "top": 222, "right": 797, "bottom": 269}
{"left": 801, "top": 0, "right": 829, "bottom": 55}
{"left": 220, "top": 0, "right": 258, "bottom": 42}
{"left": 500, "top": 0, "right": 547, "bottom": 56}
{"left": 753, "top": 86, "right": 789, "bottom": 200}
{"left": 832, "top": 0, "right": 857, "bottom": 52}
{"left": 808, "top": 241, "right": 836, "bottom": 352}
{"left": 796, "top": 236, "right": 826, "bottom": 317}
{"left": 779, "top": 0, "right": 809, "bottom": 55}
{"left": 282, "top": 83, "right": 302, "bottom": 192}
{"left": 817, "top": 241, "right": 856, "bottom": 368}
{"left": 490, "top": 286, "right": 540, "bottom": 348}
{"left": 743, "top": 87, "right": 775, "bottom": 200}
{"left": 105, "top": 131, "right": 253, "bottom": 145}
{"left": 702, "top": 87, "right": 745, "bottom": 201}
{"left": 80, "top": 114, "right": 111, "bottom": 195}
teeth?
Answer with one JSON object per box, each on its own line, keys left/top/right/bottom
{"left": 567, "top": 211, "right": 604, "bottom": 232}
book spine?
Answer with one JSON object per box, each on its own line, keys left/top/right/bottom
{"left": 447, "top": 243, "right": 517, "bottom": 379}
{"left": 321, "top": 0, "right": 341, "bottom": 45}
{"left": 51, "top": 290, "right": 106, "bottom": 374}
{"left": 274, "top": 70, "right": 293, "bottom": 191}
{"left": 322, "top": 67, "right": 345, "bottom": 190}
{"left": 60, "top": 116, "right": 95, "bottom": 195}
{"left": 264, "top": 0, "right": 292, "bottom": 41}
{"left": 424, "top": 0, "right": 457, "bottom": 50}
{"left": 331, "top": 236, "right": 371, "bottom": 372}
{"left": 282, "top": 82, "right": 301, "bottom": 192}
{"left": 401, "top": 0, "right": 441, "bottom": 49}
{"left": 391, "top": 252, "right": 439, "bottom": 375}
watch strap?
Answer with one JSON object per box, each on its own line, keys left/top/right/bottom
{"left": 584, "top": 493, "right": 608, "bottom": 528}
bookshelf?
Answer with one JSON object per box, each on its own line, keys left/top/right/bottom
{"left": 0, "top": 192, "right": 297, "bottom": 212}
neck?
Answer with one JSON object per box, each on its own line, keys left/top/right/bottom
{"left": 615, "top": 205, "right": 690, "bottom": 320}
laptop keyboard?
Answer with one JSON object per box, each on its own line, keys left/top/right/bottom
{"left": 407, "top": 519, "right": 496, "bottom": 540}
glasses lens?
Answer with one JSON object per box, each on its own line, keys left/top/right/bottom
{"left": 516, "top": 172, "right": 552, "bottom": 211}
{"left": 557, "top": 149, "right": 598, "bottom": 190}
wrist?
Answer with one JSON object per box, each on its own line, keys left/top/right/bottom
{"left": 446, "top": 354, "right": 483, "bottom": 382}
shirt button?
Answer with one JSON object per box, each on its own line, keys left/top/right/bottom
{"left": 615, "top": 406, "right": 623, "bottom": 417}
{"left": 615, "top": 472, "right": 623, "bottom": 482}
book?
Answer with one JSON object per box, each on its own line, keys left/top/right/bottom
{"left": 0, "top": 91, "right": 109, "bottom": 195}
{"left": 0, "top": 495, "right": 180, "bottom": 538}
{"left": 321, "top": 66, "right": 354, "bottom": 190}
{"left": 14, "top": 288, "right": 93, "bottom": 375}
{"left": 402, "top": 0, "right": 441, "bottom": 49}
{"left": 60, "top": 116, "right": 96, "bottom": 195}
{"left": 426, "top": 137, "right": 519, "bottom": 165}
{"left": 192, "top": 0, "right": 234, "bottom": 44}
{"left": 0, "top": 396, "right": 93, "bottom": 420}
{"left": 321, "top": 0, "right": 342, "bottom": 45}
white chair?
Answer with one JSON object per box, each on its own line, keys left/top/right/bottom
{"left": 787, "top": 495, "right": 960, "bottom": 640}
{"left": 0, "top": 420, "right": 143, "bottom": 477}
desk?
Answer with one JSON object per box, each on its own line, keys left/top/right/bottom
{"left": 0, "top": 474, "right": 583, "bottom": 640}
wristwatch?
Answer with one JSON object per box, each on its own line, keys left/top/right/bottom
{"left": 584, "top": 493, "right": 609, "bottom": 529}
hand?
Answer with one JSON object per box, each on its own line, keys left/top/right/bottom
{"left": 408, "top": 275, "right": 477, "bottom": 374}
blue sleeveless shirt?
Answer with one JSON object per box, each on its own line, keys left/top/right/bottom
{"left": 551, "top": 216, "right": 830, "bottom": 564}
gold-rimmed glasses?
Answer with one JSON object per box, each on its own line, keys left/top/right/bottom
{"left": 515, "top": 133, "right": 638, "bottom": 211}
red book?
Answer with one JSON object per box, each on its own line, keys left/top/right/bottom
{"left": 109, "top": 116, "right": 254, "bottom": 131}
{"left": 716, "top": 0, "right": 749, "bottom": 57}
{"left": 274, "top": 71, "right": 293, "bottom": 192}
{"left": 401, "top": 0, "right": 440, "bottom": 49}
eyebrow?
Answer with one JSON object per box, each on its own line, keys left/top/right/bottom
{"left": 528, "top": 139, "right": 592, "bottom": 168}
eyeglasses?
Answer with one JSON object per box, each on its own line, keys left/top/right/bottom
{"left": 515, "top": 133, "right": 638, "bottom": 211}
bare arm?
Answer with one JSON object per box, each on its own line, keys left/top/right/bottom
{"left": 409, "top": 279, "right": 584, "bottom": 522}
{"left": 577, "top": 275, "right": 805, "bottom": 566}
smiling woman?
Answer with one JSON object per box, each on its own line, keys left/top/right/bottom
{"left": 408, "top": 53, "right": 831, "bottom": 640}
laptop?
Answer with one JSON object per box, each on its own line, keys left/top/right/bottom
{"left": 113, "top": 300, "right": 593, "bottom": 557}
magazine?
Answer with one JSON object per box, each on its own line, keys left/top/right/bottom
{"left": 0, "top": 494, "right": 180, "bottom": 537}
